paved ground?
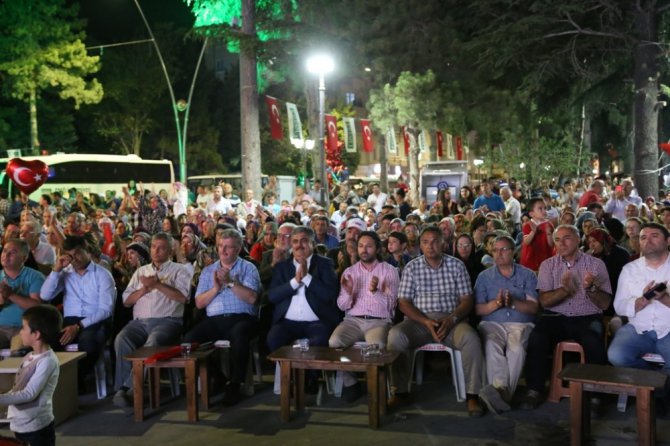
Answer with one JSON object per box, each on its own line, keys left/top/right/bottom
{"left": 2, "top": 358, "right": 669, "bottom": 446}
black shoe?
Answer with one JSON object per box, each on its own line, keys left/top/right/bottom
{"left": 222, "top": 383, "right": 243, "bottom": 406}
{"left": 342, "top": 382, "right": 364, "bottom": 403}
{"left": 520, "top": 389, "right": 543, "bottom": 410}
{"left": 305, "top": 379, "right": 320, "bottom": 395}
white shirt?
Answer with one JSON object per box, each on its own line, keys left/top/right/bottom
{"left": 284, "top": 255, "right": 318, "bottom": 321}
{"left": 367, "top": 192, "right": 387, "bottom": 213}
{"left": 504, "top": 196, "right": 521, "bottom": 225}
{"left": 614, "top": 254, "right": 670, "bottom": 339}
{"left": 206, "top": 196, "right": 232, "bottom": 215}
{"left": 196, "top": 193, "right": 211, "bottom": 208}
{"left": 32, "top": 240, "right": 55, "bottom": 266}
{"left": 122, "top": 261, "right": 192, "bottom": 319}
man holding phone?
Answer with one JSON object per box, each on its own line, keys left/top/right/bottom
{"left": 608, "top": 223, "right": 670, "bottom": 370}
{"left": 605, "top": 179, "right": 641, "bottom": 221}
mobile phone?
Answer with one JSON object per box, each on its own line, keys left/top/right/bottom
{"left": 615, "top": 185, "right": 622, "bottom": 193}
{"left": 643, "top": 282, "right": 667, "bottom": 300}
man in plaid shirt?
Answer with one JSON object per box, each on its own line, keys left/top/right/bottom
{"left": 387, "top": 226, "right": 485, "bottom": 417}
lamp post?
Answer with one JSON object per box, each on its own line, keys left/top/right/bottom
{"left": 306, "top": 54, "right": 334, "bottom": 210}
{"left": 473, "top": 158, "right": 484, "bottom": 183}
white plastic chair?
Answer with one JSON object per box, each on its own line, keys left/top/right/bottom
{"left": 410, "top": 343, "right": 466, "bottom": 402}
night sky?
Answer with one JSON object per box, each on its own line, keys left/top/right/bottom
{"left": 78, "top": 0, "right": 194, "bottom": 44}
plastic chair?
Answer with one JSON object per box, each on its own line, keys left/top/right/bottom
{"left": 410, "top": 343, "right": 466, "bottom": 402}
{"left": 547, "top": 341, "right": 585, "bottom": 403}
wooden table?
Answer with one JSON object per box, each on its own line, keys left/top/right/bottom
{"left": 0, "top": 352, "right": 86, "bottom": 426}
{"left": 124, "top": 345, "right": 215, "bottom": 422}
{"left": 268, "top": 346, "right": 399, "bottom": 429}
{"left": 559, "top": 363, "right": 667, "bottom": 446}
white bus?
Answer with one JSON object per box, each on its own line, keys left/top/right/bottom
{"left": 0, "top": 153, "right": 175, "bottom": 200}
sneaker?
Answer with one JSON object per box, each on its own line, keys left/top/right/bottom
{"left": 222, "top": 383, "right": 243, "bottom": 407}
{"left": 520, "top": 389, "right": 543, "bottom": 410}
{"left": 479, "top": 385, "right": 511, "bottom": 415}
{"left": 342, "top": 382, "right": 364, "bottom": 403}
{"left": 467, "top": 398, "right": 485, "bottom": 417}
{"left": 113, "top": 389, "right": 132, "bottom": 408}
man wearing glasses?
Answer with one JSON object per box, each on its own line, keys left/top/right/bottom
{"left": 520, "top": 224, "right": 611, "bottom": 410}
{"left": 474, "top": 235, "right": 538, "bottom": 414}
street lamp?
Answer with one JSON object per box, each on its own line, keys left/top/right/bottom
{"left": 306, "top": 54, "right": 334, "bottom": 210}
{"left": 473, "top": 158, "right": 484, "bottom": 183}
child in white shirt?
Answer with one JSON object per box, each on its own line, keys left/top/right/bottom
{"left": 0, "top": 305, "right": 62, "bottom": 446}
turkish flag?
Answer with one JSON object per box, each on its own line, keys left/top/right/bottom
{"left": 402, "top": 126, "right": 410, "bottom": 156}
{"left": 265, "top": 96, "right": 283, "bottom": 140}
{"left": 325, "top": 114, "right": 338, "bottom": 153}
{"left": 456, "top": 135, "right": 463, "bottom": 160}
{"left": 361, "top": 119, "right": 374, "bottom": 153}
{"left": 436, "top": 131, "right": 444, "bottom": 157}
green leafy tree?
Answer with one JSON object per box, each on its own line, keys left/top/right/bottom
{"left": 0, "top": 0, "right": 102, "bottom": 153}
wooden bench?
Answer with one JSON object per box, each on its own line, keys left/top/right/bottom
{"left": 559, "top": 363, "right": 667, "bottom": 446}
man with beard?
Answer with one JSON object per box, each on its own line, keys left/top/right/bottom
{"left": 329, "top": 231, "right": 399, "bottom": 402}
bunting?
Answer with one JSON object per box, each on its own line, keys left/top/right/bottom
{"left": 418, "top": 130, "right": 428, "bottom": 153}
{"left": 402, "top": 126, "right": 411, "bottom": 156}
{"left": 325, "top": 114, "right": 339, "bottom": 153}
{"left": 436, "top": 131, "right": 444, "bottom": 157}
{"left": 456, "top": 135, "right": 463, "bottom": 160}
{"left": 343, "top": 117, "right": 356, "bottom": 153}
{"left": 265, "top": 96, "right": 283, "bottom": 140}
{"left": 361, "top": 119, "right": 374, "bottom": 153}
{"left": 386, "top": 127, "right": 397, "bottom": 154}
{"left": 446, "top": 133, "right": 455, "bottom": 159}
{"left": 286, "top": 102, "right": 303, "bottom": 141}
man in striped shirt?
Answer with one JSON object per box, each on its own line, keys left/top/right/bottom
{"left": 113, "top": 232, "right": 192, "bottom": 407}
{"left": 329, "top": 231, "right": 400, "bottom": 402}
{"left": 520, "top": 224, "right": 611, "bottom": 410}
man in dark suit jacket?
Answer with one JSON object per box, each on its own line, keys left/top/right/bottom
{"left": 267, "top": 226, "right": 340, "bottom": 353}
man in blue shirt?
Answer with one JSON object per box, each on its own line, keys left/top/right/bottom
{"left": 474, "top": 235, "right": 538, "bottom": 414}
{"left": 184, "top": 229, "right": 261, "bottom": 406}
{"left": 473, "top": 181, "right": 506, "bottom": 212}
{"left": 0, "top": 239, "right": 44, "bottom": 348}
{"left": 41, "top": 235, "right": 116, "bottom": 386}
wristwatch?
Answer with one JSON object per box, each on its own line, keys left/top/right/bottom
{"left": 451, "top": 314, "right": 458, "bottom": 324}
{"left": 587, "top": 284, "right": 597, "bottom": 293}
{"left": 225, "top": 282, "right": 235, "bottom": 289}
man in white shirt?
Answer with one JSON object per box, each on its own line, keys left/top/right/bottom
{"left": 19, "top": 219, "right": 55, "bottom": 272}
{"left": 500, "top": 187, "right": 521, "bottom": 234}
{"left": 608, "top": 222, "right": 670, "bottom": 369}
{"left": 206, "top": 185, "right": 232, "bottom": 216}
{"left": 367, "top": 184, "right": 387, "bottom": 214}
{"left": 112, "top": 232, "right": 192, "bottom": 407}
{"left": 604, "top": 179, "right": 642, "bottom": 221}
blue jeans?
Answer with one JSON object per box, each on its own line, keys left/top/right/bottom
{"left": 608, "top": 324, "right": 670, "bottom": 372}
{"left": 114, "top": 317, "right": 183, "bottom": 390}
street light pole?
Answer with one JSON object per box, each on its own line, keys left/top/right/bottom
{"left": 307, "top": 54, "right": 334, "bottom": 211}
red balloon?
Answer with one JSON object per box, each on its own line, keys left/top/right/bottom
{"left": 660, "top": 143, "right": 670, "bottom": 155}
{"left": 5, "top": 158, "right": 49, "bottom": 195}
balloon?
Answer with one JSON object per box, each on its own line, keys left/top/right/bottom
{"left": 5, "top": 158, "right": 49, "bottom": 195}
{"left": 659, "top": 143, "right": 670, "bottom": 155}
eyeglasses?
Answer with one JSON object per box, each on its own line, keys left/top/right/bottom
{"left": 457, "top": 243, "right": 472, "bottom": 248}
{"left": 492, "top": 247, "right": 513, "bottom": 253}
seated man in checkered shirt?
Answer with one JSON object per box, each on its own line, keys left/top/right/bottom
{"left": 520, "top": 224, "right": 611, "bottom": 410}
{"left": 184, "top": 229, "right": 262, "bottom": 406}
{"left": 387, "top": 225, "right": 485, "bottom": 417}
{"left": 328, "top": 231, "right": 399, "bottom": 402}
{"left": 113, "top": 233, "right": 192, "bottom": 408}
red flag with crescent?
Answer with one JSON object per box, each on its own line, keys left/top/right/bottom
{"left": 325, "top": 114, "right": 339, "bottom": 153}
{"left": 402, "top": 126, "right": 411, "bottom": 156}
{"left": 456, "top": 135, "right": 463, "bottom": 160}
{"left": 361, "top": 119, "right": 374, "bottom": 153}
{"left": 265, "top": 96, "right": 283, "bottom": 140}
{"left": 436, "top": 131, "right": 444, "bottom": 157}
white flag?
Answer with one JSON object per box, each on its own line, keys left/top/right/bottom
{"left": 418, "top": 130, "right": 428, "bottom": 153}
{"left": 446, "top": 133, "right": 455, "bottom": 159}
{"left": 286, "top": 102, "right": 303, "bottom": 141}
{"left": 386, "top": 127, "right": 397, "bottom": 154}
{"left": 343, "top": 118, "right": 356, "bottom": 153}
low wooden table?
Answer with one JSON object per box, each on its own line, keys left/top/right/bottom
{"left": 559, "top": 363, "right": 667, "bottom": 446}
{"left": 268, "top": 346, "right": 399, "bottom": 429}
{"left": 0, "top": 352, "right": 85, "bottom": 426}
{"left": 124, "top": 345, "right": 216, "bottom": 422}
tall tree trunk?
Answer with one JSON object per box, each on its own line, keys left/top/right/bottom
{"left": 379, "top": 135, "right": 389, "bottom": 194}
{"left": 407, "top": 126, "right": 420, "bottom": 206}
{"left": 240, "top": 0, "right": 262, "bottom": 200}
{"left": 632, "top": 2, "right": 660, "bottom": 199}
{"left": 29, "top": 88, "right": 39, "bottom": 154}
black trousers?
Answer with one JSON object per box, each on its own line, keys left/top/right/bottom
{"left": 525, "top": 312, "right": 606, "bottom": 393}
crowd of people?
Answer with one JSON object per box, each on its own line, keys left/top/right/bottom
{"left": 0, "top": 171, "right": 668, "bottom": 436}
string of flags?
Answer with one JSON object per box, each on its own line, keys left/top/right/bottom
{"left": 264, "top": 95, "right": 464, "bottom": 160}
